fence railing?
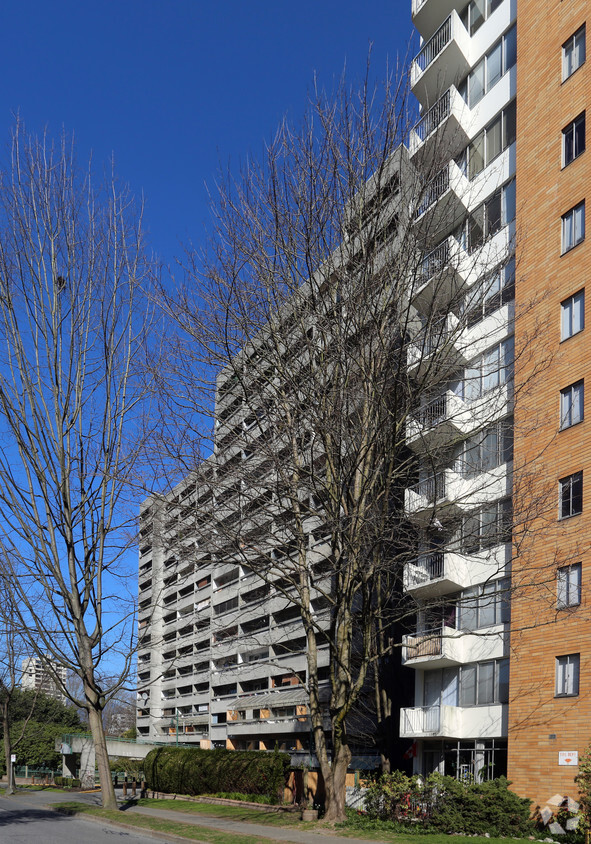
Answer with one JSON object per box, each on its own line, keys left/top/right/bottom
{"left": 404, "top": 629, "right": 443, "bottom": 659}
{"left": 417, "top": 551, "right": 445, "bottom": 580}
{"left": 401, "top": 705, "right": 441, "bottom": 734}
{"left": 409, "top": 472, "right": 446, "bottom": 503}
{"left": 415, "top": 166, "right": 450, "bottom": 219}
{"left": 420, "top": 238, "right": 450, "bottom": 283}
{"left": 418, "top": 393, "right": 448, "bottom": 426}
{"left": 413, "top": 89, "right": 451, "bottom": 142}
{"left": 414, "top": 15, "right": 452, "bottom": 73}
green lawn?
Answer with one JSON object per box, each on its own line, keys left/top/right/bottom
{"left": 53, "top": 802, "right": 289, "bottom": 844}
{"left": 54, "top": 798, "right": 528, "bottom": 844}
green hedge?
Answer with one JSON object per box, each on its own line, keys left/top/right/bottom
{"left": 144, "top": 747, "right": 290, "bottom": 802}
{"left": 54, "top": 776, "right": 81, "bottom": 788}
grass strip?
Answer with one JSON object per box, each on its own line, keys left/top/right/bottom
{"left": 53, "top": 802, "right": 289, "bottom": 844}
{"left": 111, "top": 799, "right": 526, "bottom": 844}
{"left": 133, "top": 797, "right": 303, "bottom": 827}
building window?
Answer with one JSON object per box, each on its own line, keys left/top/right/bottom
{"left": 459, "top": 578, "right": 511, "bottom": 630}
{"left": 560, "top": 381, "right": 584, "bottom": 429}
{"left": 561, "top": 290, "right": 585, "bottom": 340}
{"left": 562, "top": 201, "right": 585, "bottom": 253}
{"left": 459, "top": 0, "right": 503, "bottom": 37}
{"left": 555, "top": 654, "right": 579, "bottom": 696}
{"left": 463, "top": 256, "right": 515, "bottom": 328}
{"left": 459, "top": 179, "right": 516, "bottom": 253}
{"left": 563, "top": 113, "right": 586, "bottom": 167}
{"left": 459, "top": 26, "right": 517, "bottom": 107}
{"left": 464, "top": 336, "right": 514, "bottom": 400}
{"left": 557, "top": 563, "right": 582, "bottom": 609}
{"left": 559, "top": 471, "right": 583, "bottom": 519}
{"left": 563, "top": 26, "right": 586, "bottom": 81}
{"left": 457, "top": 100, "right": 517, "bottom": 180}
{"left": 461, "top": 498, "right": 512, "bottom": 553}
{"left": 457, "top": 418, "right": 513, "bottom": 478}
{"left": 459, "top": 658, "right": 509, "bottom": 706}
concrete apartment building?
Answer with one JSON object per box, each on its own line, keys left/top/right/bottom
{"left": 137, "top": 457, "right": 334, "bottom": 752}
{"left": 400, "top": 0, "right": 516, "bottom": 783}
{"left": 137, "top": 0, "right": 590, "bottom": 810}
{"left": 405, "top": 0, "right": 590, "bottom": 810}
{"left": 21, "top": 656, "right": 68, "bottom": 703}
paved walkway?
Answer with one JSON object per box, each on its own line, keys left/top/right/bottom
{"left": 6, "top": 787, "right": 391, "bottom": 844}
{"left": 121, "top": 803, "right": 392, "bottom": 844}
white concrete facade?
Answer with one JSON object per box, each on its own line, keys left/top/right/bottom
{"left": 402, "top": 0, "right": 516, "bottom": 780}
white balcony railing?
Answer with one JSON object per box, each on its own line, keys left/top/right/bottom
{"left": 414, "top": 15, "right": 453, "bottom": 74}
{"left": 400, "top": 703, "right": 508, "bottom": 739}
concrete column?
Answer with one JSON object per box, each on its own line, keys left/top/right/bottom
{"left": 62, "top": 753, "right": 77, "bottom": 778}
{"left": 79, "top": 736, "right": 96, "bottom": 788}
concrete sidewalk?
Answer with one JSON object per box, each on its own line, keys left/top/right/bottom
{"left": 120, "top": 803, "right": 393, "bottom": 844}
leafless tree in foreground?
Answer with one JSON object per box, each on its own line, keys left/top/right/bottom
{"left": 155, "top": 72, "right": 552, "bottom": 821}
{"left": 0, "top": 126, "right": 153, "bottom": 808}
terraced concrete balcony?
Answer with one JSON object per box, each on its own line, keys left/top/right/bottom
{"left": 411, "top": 11, "right": 471, "bottom": 108}
{"left": 403, "top": 551, "right": 470, "bottom": 598}
{"left": 406, "top": 313, "right": 466, "bottom": 375}
{"left": 402, "top": 624, "right": 508, "bottom": 669}
{"left": 409, "top": 86, "right": 471, "bottom": 162}
{"left": 412, "top": 0, "right": 467, "bottom": 41}
{"left": 404, "top": 545, "right": 510, "bottom": 599}
{"left": 406, "top": 390, "right": 470, "bottom": 450}
{"left": 400, "top": 703, "right": 507, "bottom": 739}
{"left": 414, "top": 160, "right": 470, "bottom": 241}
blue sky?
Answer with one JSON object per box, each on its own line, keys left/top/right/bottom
{"left": 1, "top": 0, "right": 415, "bottom": 265}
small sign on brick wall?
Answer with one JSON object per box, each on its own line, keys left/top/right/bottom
{"left": 559, "top": 751, "right": 578, "bottom": 766}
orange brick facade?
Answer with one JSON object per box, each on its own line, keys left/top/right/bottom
{"left": 509, "top": 0, "right": 590, "bottom": 809}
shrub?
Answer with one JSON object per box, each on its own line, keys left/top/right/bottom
{"left": 576, "top": 741, "right": 591, "bottom": 832}
{"left": 364, "top": 771, "right": 534, "bottom": 837}
{"left": 54, "top": 776, "right": 81, "bottom": 788}
{"left": 144, "top": 746, "right": 290, "bottom": 803}
{"left": 364, "top": 770, "right": 424, "bottom": 820}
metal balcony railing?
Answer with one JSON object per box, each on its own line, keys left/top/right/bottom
{"left": 418, "top": 551, "right": 445, "bottom": 580}
{"left": 413, "top": 89, "right": 451, "bottom": 143}
{"left": 401, "top": 705, "right": 441, "bottom": 734}
{"left": 414, "top": 15, "right": 452, "bottom": 74}
{"left": 420, "top": 238, "right": 450, "bottom": 283}
{"left": 418, "top": 393, "right": 448, "bottom": 426}
{"left": 415, "top": 166, "right": 450, "bottom": 219}
{"left": 404, "top": 628, "right": 444, "bottom": 659}
{"left": 410, "top": 472, "right": 446, "bottom": 503}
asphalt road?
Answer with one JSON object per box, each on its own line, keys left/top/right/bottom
{"left": 0, "top": 791, "right": 174, "bottom": 844}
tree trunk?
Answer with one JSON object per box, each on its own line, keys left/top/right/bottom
{"left": 321, "top": 742, "right": 351, "bottom": 823}
{"left": 2, "top": 700, "right": 14, "bottom": 795}
{"left": 87, "top": 705, "right": 117, "bottom": 809}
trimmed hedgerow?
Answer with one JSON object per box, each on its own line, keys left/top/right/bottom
{"left": 144, "top": 746, "right": 290, "bottom": 803}
{"left": 54, "top": 776, "right": 81, "bottom": 788}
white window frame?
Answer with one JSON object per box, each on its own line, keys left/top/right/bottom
{"left": 561, "top": 290, "right": 585, "bottom": 340}
{"left": 555, "top": 653, "right": 580, "bottom": 697}
{"left": 563, "top": 112, "right": 586, "bottom": 168}
{"left": 563, "top": 25, "right": 586, "bottom": 81}
{"left": 559, "top": 471, "right": 583, "bottom": 519}
{"left": 557, "top": 563, "right": 582, "bottom": 609}
{"left": 562, "top": 201, "right": 585, "bottom": 254}
{"left": 560, "top": 380, "right": 584, "bottom": 429}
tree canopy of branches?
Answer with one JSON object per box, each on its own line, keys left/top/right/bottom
{"left": 155, "top": 71, "right": 532, "bottom": 821}
{"left": 0, "top": 126, "right": 153, "bottom": 807}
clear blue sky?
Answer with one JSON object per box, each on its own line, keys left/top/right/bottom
{"left": 1, "top": 0, "right": 415, "bottom": 265}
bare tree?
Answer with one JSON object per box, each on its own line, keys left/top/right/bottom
{"left": 152, "top": 69, "right": 547, "bottom": 821}
{"left": 0, "top": 125, "right": 153, "bottom": 808}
